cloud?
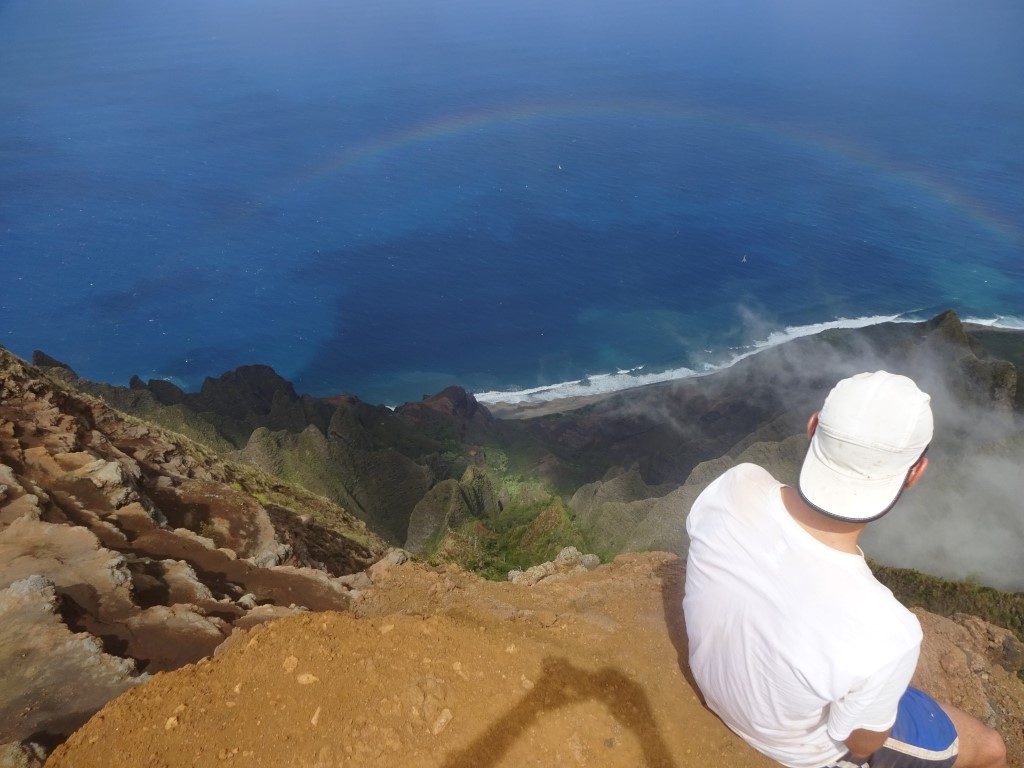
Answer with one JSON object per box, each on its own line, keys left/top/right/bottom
{"left": 588, "top": 311, "right": 1024, "bottom": 589}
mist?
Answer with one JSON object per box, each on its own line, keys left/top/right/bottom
{"left": 583, "top": 313, "right": 1024, "bottom": 591}
{"left": 745, "top": 316, "right": 1024, "bottom": 591}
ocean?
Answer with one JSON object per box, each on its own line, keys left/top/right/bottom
{"left": 2, "top": 0, "right": 1022, "bottom": 405}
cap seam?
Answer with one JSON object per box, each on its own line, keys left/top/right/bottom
{"left": 817, "top": 425, "right": 927, "bottom": 453}
{"left": 812, "top": 467, "right": 910, "bottom": 485}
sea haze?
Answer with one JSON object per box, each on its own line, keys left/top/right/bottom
{"left": 1, "top": 0, "right": 1022, "bottom": 404}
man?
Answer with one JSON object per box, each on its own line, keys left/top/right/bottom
{"left": 683, "top": 371, "right": 1007, "bottom": 768}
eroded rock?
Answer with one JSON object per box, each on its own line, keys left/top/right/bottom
{"left": 0, "top": 741, "right": 46, "bottom": 768}
{"left": 368, "top": 548, "right": 411, "bottom": 583}
{"left": 0, "top": 518, "right": 135, "bottom": 618}
{"left": 508, "top": 546, "right": 602, "bottom": 586}
{"left": 0, "top": 577, "right": 141, "bottom": 745}
{"left": 0, "top": 347, "right": 385, "bottom": 754}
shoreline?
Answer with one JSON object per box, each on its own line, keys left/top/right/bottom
{"left": 482, "top": 314, "right": 1024, "bottom": 420}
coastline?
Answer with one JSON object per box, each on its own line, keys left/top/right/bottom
{"left": 482, "top": 313, "right": 1024, "bottom": 420}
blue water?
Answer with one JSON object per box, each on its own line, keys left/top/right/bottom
{"left": 2, "top": 0, "right": 1022, "bottom": 404}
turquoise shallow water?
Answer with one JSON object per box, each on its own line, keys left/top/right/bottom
{"left": 1, "top": 0, "right": 1022, "bottom": 403}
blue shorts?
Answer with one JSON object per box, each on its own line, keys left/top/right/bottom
{"left": 831, "top": 688, "right": 959, "bottom": 768}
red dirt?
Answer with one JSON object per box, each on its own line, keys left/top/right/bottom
{"left": 47, "top": 553, "right": 776, "bottom": 768}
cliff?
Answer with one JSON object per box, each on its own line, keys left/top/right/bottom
{"left": 45, "top": 551, "right": 1024, "bottom": 768}
{"left": 0, "top": 349, "right": 384, "bottom": 760}
{"left": 39, "top": 356, "right": 516, "bottom": 546}
{"left": 31, "top": 312, "right": 1024, "bottom": 584}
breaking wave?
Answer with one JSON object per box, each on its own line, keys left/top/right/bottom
{"left": 476, "top": 312, "right": 948, "bottom": 405}
{"left": 962, "top": 315, "right": 1024, "bottom": 330}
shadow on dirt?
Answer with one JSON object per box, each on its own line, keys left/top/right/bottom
{"left": 655, "top": 557, "right": 704, "bottom": 704}
{"left": 441, "top": 656, "right": 678, "bottom": 768}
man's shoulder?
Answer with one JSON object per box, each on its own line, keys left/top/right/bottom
{"left": 708, "top": 462, "right": 780, "bottom": 496}
{"left": 690, "top": 463, "right": 780, "bottom": 527}
{"left": 730, "top": 462, "right": 780, "bottom": 484}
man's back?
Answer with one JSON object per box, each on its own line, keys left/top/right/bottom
{"left": 683, "top": 463, "right": 922, "bottom": 768}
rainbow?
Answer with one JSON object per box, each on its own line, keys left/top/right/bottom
{"left": 276, "top": 99, "right": 1021, "bottom": 246}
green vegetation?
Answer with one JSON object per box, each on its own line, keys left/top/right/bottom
{"left": 437, "top": 497, "right": 593, "bottom": 581}
{"left": 425, "top": 459, "right": 597, "bottom": 581}
{"left": 970, "top": 329, "right": 1024, "bottom": 368}
{"left": 872, "top": 561, "right": 1024, "bottom": 677}
{"left": 872, "top": 561, "right": 1024, "bottom": 639}
{"left": 73, "top": 376, "right": 238, "bottom": 453}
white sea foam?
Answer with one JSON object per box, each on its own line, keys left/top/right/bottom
{"left": 962, "top": 315, "right": 1024, "bottom": 330}
{"left": 475, "top": 313, "right": 909, "bottom": 405}
{"left": 475, "top": 363, "right": 702, "bottom": 405}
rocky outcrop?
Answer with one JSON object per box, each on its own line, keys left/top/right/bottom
{"left": 569, "top": 465, "right": 671, "bottom": 522}
{"left": 47, "top": 552, "right": 1024, "bottom": 768}
{"left": 30, "top": 359, "right": 335, "bottom": 452}
{"left": 238, "top": 423, "right": 433, "bottom": 544}
{"left": 31, "top": 355, "right": 508, "bottom": 547}
{"left": 405, "top": 479, "right": 473, "bottom": 554}
{"left": 405, "top": 465, "right": 499, "bottom": 555}
{"left": 30, "top": 350, "right": 74, "bottom": 372}
{"left": 0, "top": 518, "right": 136, "bottom": 618}
{"left": 189, "top": 365, "right": 334, "bottom": 446}
{"left": 0, "top": 348, "right": 385, "bottom": 757}
{"left": 397, "top": 386, "right": 495, "bottom": 439}
{"left": 0, "top": 576, "right": 141, "bottom": 747}
{"left": 507, "top": 545, "right": 600, "bottom": 585}
{"left": 147, "top": 478, "right": 281, "bottom": 563}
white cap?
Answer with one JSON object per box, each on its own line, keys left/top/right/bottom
{"left": 798, "top": 371, "right": 933, "bottom": 522}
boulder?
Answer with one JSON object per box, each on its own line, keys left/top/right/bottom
{"left": 0, "top": 494, "right": 42, "bottom": 528}
{"left": 337, "top": 571, "right": 372, "bottom": 591}
{"left": 368, "top": 548, "right": 411, "bottom": 583}
{"left": 72, "top": 458, "right": 140, "bottom": 508}
{"left": 123, "top": 605, "right": 230, "bottom": 671}
{"left": 508, "top": 547, "right": 602, "bottom": 586}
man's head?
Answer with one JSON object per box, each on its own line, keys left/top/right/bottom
{"left": 799, "top": 371, "right": 933, "bottom": 523}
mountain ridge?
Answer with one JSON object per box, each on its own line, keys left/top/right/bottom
{"left": 24, "top": 309, "right": 1024, "bottom": 588}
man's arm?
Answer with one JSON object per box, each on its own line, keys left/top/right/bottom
{"left": 827, "top": 644, "right": 919, "bottom": 757}
{"left": 844, "top": 726, "right": 892, "bottom": 762}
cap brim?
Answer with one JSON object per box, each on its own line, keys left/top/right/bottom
{"left": 798, "top": 438, "right": 907, "bottom": 523}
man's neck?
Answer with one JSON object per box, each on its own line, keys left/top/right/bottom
{"left": 780, "top": 486, "right": 865, "bottom": 555}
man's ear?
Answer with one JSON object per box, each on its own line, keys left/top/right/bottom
{"left": 905, "top": 457, "right": 929, "bottom": 489}
{"left": 806, "top": 412, "right": 819, "bottom": 440}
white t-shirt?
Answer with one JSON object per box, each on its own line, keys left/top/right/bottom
{"left": 683, "top": 464, "right": 922, "bottom": 768}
